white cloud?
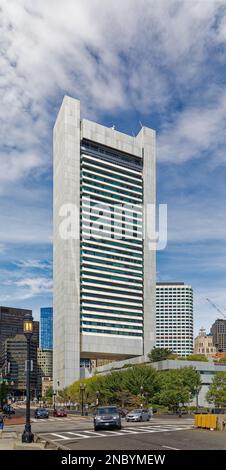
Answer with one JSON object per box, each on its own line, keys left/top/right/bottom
{"left": 158, "top": 91, "right": 226, "bottom": 163}
{"left": 14, "top": 259, "right": 52, "bottom": 270}
{"left": 167, "top": 198, "right": 226, "bottom": 243}
{"left": 1, "top": 0, "right": 226, "bottom": 188}
{"left": 14, "top": 276, "right": 53, "bottom": 299}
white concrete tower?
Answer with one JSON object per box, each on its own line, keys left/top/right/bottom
{"left": 53, "top": 96, "right": 156, "bottom": 388}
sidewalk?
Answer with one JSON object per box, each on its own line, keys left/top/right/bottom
{"left": 0, "top": 430, "right": 51, "bottom": 450}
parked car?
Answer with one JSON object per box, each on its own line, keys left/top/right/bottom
{"left": 3, "top": 405, "right": 15, "bottom": 415}
{"left": 126, "top": 409, "right": 150, "bottom": 422}
{"left": 53, "top": 408, "right": 67, "bottom": 417}
{"left": 34, "top": 408, "right": 49, "bottom": 419}
{"left": 94, "top": 406, "right": 121, "bottom": 431}
{"left": 118, "top": 408, "right": 128, "bottom": 418}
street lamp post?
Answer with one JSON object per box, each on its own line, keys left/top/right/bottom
{"left": 22, "top": 312, "right": 34, "bottom": 443}
{"left": 96, "top": 391, "right": 100, "bottom": 407}
{"left": 53, "top": 391, "right": 56, "bottom": 411}
{"left": 140, "top": 386, "right": 144, "bottom": 408}
{"left": 80, "top": 383, "right": 86, "bottom": 416}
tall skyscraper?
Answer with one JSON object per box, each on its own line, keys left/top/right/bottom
{"left": 156, "top": 282, "right": 193, "bottom": 357}
{"left": 210, "top": 319, "right": 226, "bottom": 352}
{"left": 40, "top": 307, "right": 53, "bottom": 350}
{"left": 53, "top": 96, "right": 156, "bottom": 387}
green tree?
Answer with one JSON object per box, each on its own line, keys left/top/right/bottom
{"left": 179, "top": 354, "right": 208, "bottom": 362}
{"left": 122, "top": 365, "right": 159, "bottom": 398}
{"left": 154, "top": 367, "right": 201, "bottom": 411}
{"left": 66, "top": 365, "right": 160, "bottom": 408}
{"left": 148, "top": 347, "right": 176, "bottom": 362}
{"left": 206, "top": 372, "right": 226, "bottom": 407}
{"left": 44, "top": 386, "right": 53, "bottom": 399}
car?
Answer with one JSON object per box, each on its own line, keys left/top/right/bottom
{"left": 126, "top": 408, "right": 150, "bottom": 422}
{"left": 53, "top": 408, "right": 67, "bottom": 417}
{"left": 34, "top": 408, "right": 49, "bottom": 419}
{"left": 94, "top": 406, "right": 121, "bottom": 431}
{"left": 3, "top": 405, "right": 15, "bottom": 415}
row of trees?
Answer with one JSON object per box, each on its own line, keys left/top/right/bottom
{"left": 61, "top": 364, "right": 202, "bottom": 411}
{"left": 148, "top": 347, "right": 208, "bottom": 363}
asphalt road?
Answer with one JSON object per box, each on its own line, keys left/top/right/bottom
{"left": 6, "top": 412, "right": 226, "bottom": 450}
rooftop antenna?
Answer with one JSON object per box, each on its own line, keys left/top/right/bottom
{"left": 139, "top": 120, "right": 143, "bottom": 128}
{"left": 111, "top": 125, "right": 115, "bottom": 130}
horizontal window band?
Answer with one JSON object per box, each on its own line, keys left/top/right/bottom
{"left": 82, "top": 236, "right": 143, "bottom": 248}
{"left": 81, "top": 144, "right": 142, "bottom": 171}
{"left": 81, "top": 268, "right": 142, "bottom": 280}
{"left": 81, "top": 153, "right": 142, "bottom": 176}
{"left": 81, "top": 169, "right": 142, "bottom": 190}
{"left": 81, "top": 304, "right": 143, "bottom": 313}
{"left": 82, "top": 198, "right": 143, "bottom": 216}
{"left": 81, "top": 312, "right": 143, "bottom": 321}
{"left": 81, "top": 161, "right": 142, "bottom": 184}
{"left": 81, "top": 175, "right": 143, "bottom": 196}
{"left": 81, "top": 260, "right": 143, "bottom": 273}
{"left": 81, "top": 181, "right": 143, "bottom": 202}
{"left": 81, "top": 252, "right": 142, "bottom": 265}
{"left": 81, "top": 273, "right": 143, "bottom": 289}
{"left": 81, "top": 328, "right": 143, "bottom": 337}
{"left": 81, "top": 290, "right": 143, "bottom": 300}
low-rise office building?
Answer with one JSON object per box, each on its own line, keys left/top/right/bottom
{"left": 92, "top": 355, "right": 226, "bottom": 407}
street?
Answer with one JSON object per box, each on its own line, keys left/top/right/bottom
{"left": 6, "top": 409, "right": 226, "bottom": 450}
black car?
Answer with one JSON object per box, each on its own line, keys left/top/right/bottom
{"left": 94, "top": 406, "right": 121, "bottom": 431}
{"left": 34, "top": 408, "right": 49, "bottom": 419}
{"left": 3, "top": 405, "right": 15, "bottom": 415}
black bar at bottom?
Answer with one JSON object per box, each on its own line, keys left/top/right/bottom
{"left": 0, "top": 450, "right": 224, "bottom": 466}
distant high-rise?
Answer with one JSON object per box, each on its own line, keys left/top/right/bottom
{"left": 40, "top": 307, "right": 53, "bottom": 350}
{"left": 53, "top": 96, "right": 156, "bottom": 387}
{"left": 0, "top": 306, "right": 39, "bottom": 368}
{"left": 156, "top": 282, "right": 193, "bottom": 357}
{"left": 210, "top": 319, "right": 226, "bottom": 352}
{"left": 1, "top": 334, "right": 38, "bottom": 397}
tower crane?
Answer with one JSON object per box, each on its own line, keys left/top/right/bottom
{"left": 206, "top": 298, "right": 226, "bottom": 319}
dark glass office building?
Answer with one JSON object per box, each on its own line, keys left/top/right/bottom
{"left": 40, "top": 307, "right": 53, "bottom": 350}
{"left": 0, "top": 306, "right": 39, "bottom": 368}
{"left": 211, "top": 319, "right": 226, "bottom": 352}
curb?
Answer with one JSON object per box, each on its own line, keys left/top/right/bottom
{"left": 36, "top": 434, "right": 67, "bottom": 450}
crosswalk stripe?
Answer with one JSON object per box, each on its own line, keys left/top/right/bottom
{"left": 100, "top": 430, "right": 124, "bottom": 436}
{"left": 120, "top": 429, "right": 139, "bottom": 434}
{"left": 83, "top": 430, "right": 108, "bottom": 437}
{"left": 127, "top": 426, "right": 157, "bottom": 433}
{"left": 51, "top": 433, "right": 70, "bottom": 440}
{"left": 66, "top": 432, "right": 90, "bottom": 439}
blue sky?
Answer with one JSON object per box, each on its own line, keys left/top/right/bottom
{"left": 1, "top": 0, "right": 226, "bottom": 334}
